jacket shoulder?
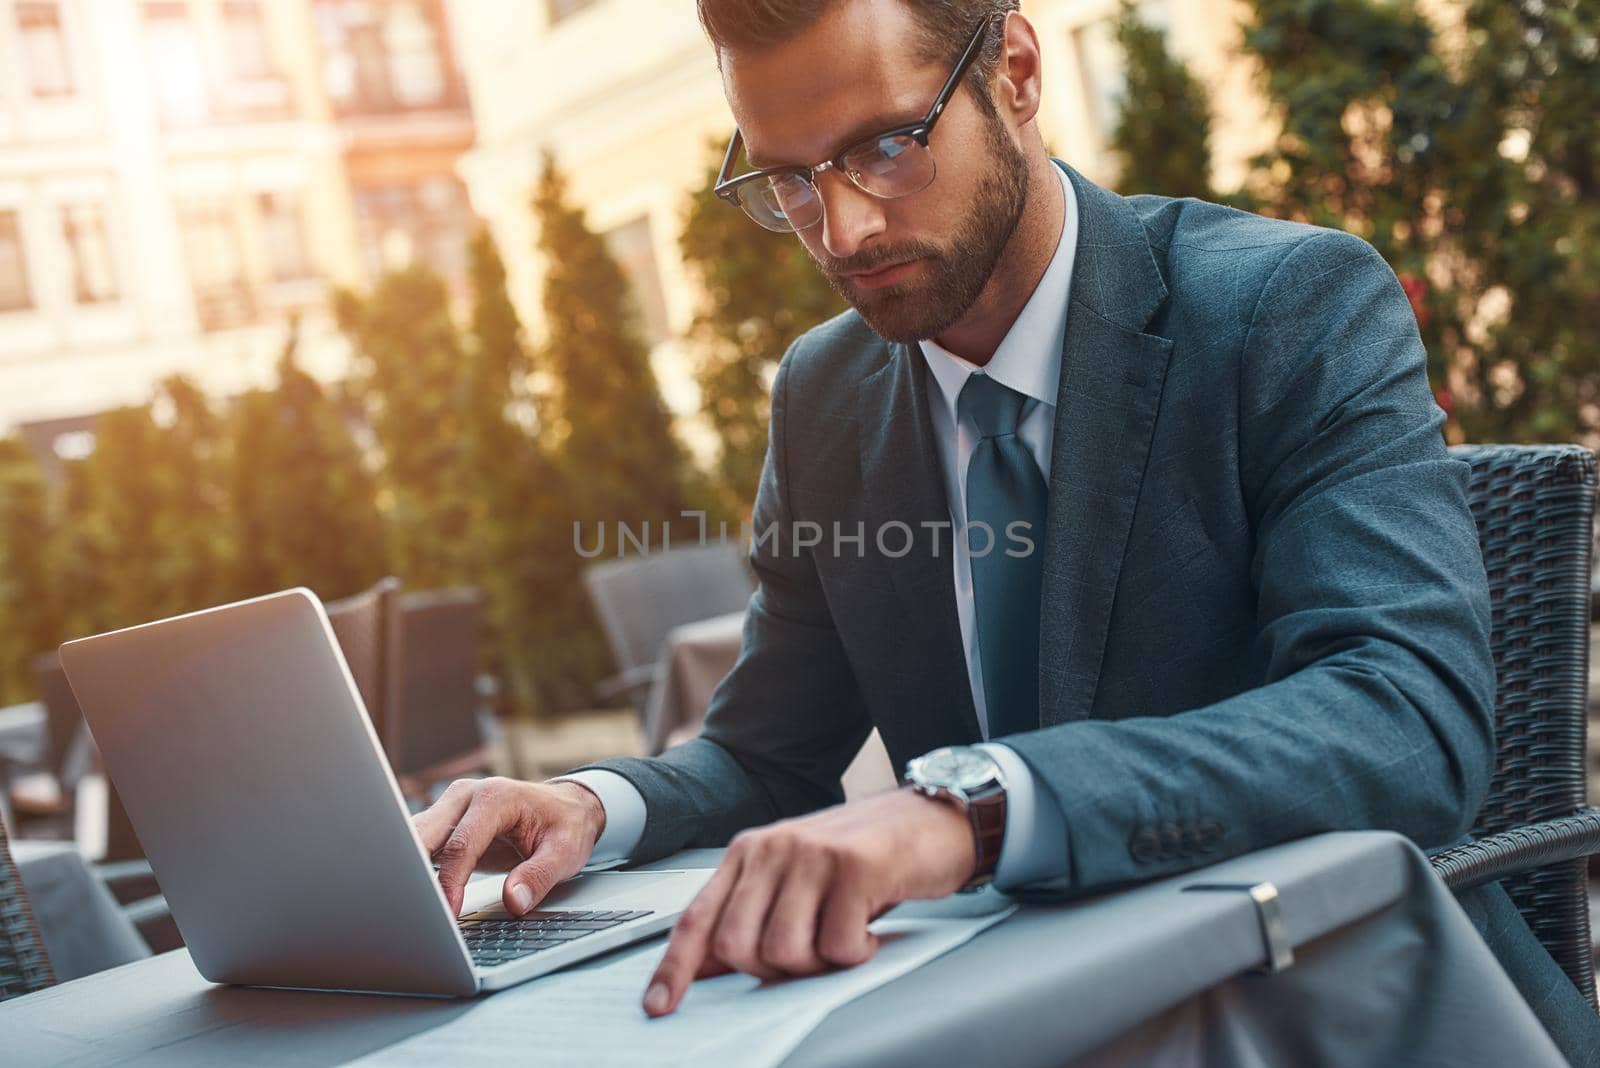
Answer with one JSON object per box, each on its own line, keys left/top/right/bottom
{"left": 1126, "top": 194, "right": 1388, "bottom": 332}
{"left": 776, "top": 307, "right": 893, "bottom": 396}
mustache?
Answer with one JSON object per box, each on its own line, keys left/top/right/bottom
{"left": 813, "top": 241, "right": 943, "bottom": 278}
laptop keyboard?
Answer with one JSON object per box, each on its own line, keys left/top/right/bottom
{"left": 459, "top": 909, "right": 654, "bottom": 968}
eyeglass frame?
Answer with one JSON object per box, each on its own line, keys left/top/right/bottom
{"left": 712, "top": 13, "right": 1002, "bottom": 228}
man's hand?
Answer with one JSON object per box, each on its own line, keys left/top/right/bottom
{"left": 642, "top": 788, "right": 977, "bottom": 1017}
{"left": 412, "top": 777, "right": 606, "bottom": 918}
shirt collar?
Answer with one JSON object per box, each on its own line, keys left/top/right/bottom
{"left": 920, "top": 161, "right": 1079, "bottom": 425}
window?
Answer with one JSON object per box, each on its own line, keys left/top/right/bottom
{"left": 144, "top": 3, "right": 209, "bottom": 126}
{"left": 17, "top": 2, "right": 75, "bottom": 98}
{"left": 352, "top": 177, "right": 470, "bottom": 282}
{"left": 257, "top": 192, "right": 312, "bottom": 281}
{"left": 177, "top": 200, "right": 252, "bottom": 330}
{"left": 316, "top": 0, "right": 455, "bottom": 114}
{"left": 603, "top": 215, "right": 670, "bottom": 345}
{"left": 61, "top": 203, "right": 118, "bottom": 303}
{"left": 546, "top": 0, "right": 599, "bottom": 25}
{"left": 0, "top": 211, "right": 33, "bottom": 311}
{"left": 384, "top": 2, "right": 444, "bottom": 107}
{"left": 222, "top": 0, "right": 273, "bottom": 80}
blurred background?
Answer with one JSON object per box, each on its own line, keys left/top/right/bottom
{"left": 0, "top": 0, "right": 1593, "bottom": 740}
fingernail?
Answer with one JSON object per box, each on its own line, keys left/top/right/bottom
{"left": 510, "top": 883, "right": 533, "bottom": 914}
{"left": 644, "top": 981, "right": 670, "bottom": 1015}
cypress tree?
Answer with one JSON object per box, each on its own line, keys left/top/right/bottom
{"left": 0, "top": 437, "right": 60, "bottom": 702}
{"left": 679, "top": 135, "right": 847, "bottom": 513}
{"left": 334, "top": 266, "right": 476, "bottom": 587}
{"left": 462, "top": 226, "right": 606, "bottom": 715}
{"left": 531, "top": 155, "right": 692, "bottom": 541}
{"left": 229, "top": 322, "right": 388, "bottom": 602}
{"left": 1110, "top": 3, "right": 1217, "bottom": 200}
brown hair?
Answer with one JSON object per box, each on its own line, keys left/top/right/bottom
{"left": 697, "top": 0, "right": 1019, "bottom": 103}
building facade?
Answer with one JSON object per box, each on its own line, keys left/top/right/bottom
{"left": 0, "top": 0, "right": 474, "bottom": 441}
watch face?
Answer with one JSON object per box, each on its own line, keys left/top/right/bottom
{"left": 917, "top": 747, "right": 997, "bottom": 791}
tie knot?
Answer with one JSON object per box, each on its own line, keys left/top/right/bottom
{"left": 958, "top": 373, "right": 1028, "bottom": 439}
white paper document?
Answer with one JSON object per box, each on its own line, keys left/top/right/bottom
{"left": 354, "top": 895, "right": 1016, "bottom": 1067}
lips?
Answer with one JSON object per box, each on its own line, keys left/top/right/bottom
{"left": 845, "top": 259, "right": 920, "bottom": 290}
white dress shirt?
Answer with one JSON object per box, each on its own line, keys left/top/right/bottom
{"left": 563, "top": 163, "right": 1079, "bottom": 890}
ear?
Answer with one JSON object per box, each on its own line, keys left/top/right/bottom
{"left": 990, "top": 12, "right": 1043, "bottom": 129}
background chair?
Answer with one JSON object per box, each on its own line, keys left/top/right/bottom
{"left": 388, "top": 587, "right": 494, "bottom": 802}
{"left": 326, "top": 577, "right": 403, "bottom": 751}
{"left": 0, "top": 817, "right": 53, "bottom": 1002}
{"left": 1429, "top": 444, "right": 1600, "bottom": 1008}
{"left": 583, "top": 543, "right": 755, "bottom": 717}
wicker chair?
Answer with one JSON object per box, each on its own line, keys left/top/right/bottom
{"left": 1429, "top": 444, "right": 1600, "bottom": 1009}
{"left": 326, "top": 577, "right": 403, "bottom": 750}
{"left": 389, "top": 587, "right": 493, "bottom": 801}
{"left": 0, "top": 816, "right": 54, "bottom": 1002}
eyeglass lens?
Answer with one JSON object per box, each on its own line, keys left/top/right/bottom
{"left": 737, "top": 133, "right": 937, "bottom": 233}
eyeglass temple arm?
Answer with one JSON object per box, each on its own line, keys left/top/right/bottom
{"left": 716, "top": 129, "right": 745, "bottom": 193}
{"left": 922, "top": 14, "right": 1002, "bottom": 129}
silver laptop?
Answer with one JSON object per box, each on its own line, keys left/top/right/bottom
{"left": 59, "top": 587, "right": 711, "bottom": 997}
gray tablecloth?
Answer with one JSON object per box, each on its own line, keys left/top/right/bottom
{"left": 639, "top": 610, "right": 746, "bottom": 754}
{"left": 0, "top": 831, "right": 1565, "bottom": 1066}
{"left": 638, "top": 611, "right": 897, "bottom": 798}
{"left": 13, "top": 840, "right": 149, "bottom": 981}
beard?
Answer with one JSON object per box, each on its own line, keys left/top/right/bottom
{"left": 809, "top": 108, "right": 1030, "bottom": 344}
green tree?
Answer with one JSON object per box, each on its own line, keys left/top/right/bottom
{"left": 229, "top": 323, "right": 388, "bottom": 601}
{"left": 334, "top": 266, "right": 476, "bottom": 587}
{"left": 1239, "top": 0, "right": 1599, "bottom": 443}
{"left": 532, "top": 155, "right": 693, "bottom": 536}
{"left": 1110, "top": 4, "right": 1217, "bottom": 200}
{"left": 462, "top": 226, "right": 605, "bottom": 715}
{"left": 1110, "top": 0, "right": 1598, "bottom": 445}
{"left": 0, "top": 438, "right": 60, "bottom": 703}
{"left": 53, "top": 379, "right": 233, "bottom": 636}
{"left": 680, "top": 136, "right": 848, "bottom": 512}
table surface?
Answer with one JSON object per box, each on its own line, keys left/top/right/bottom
{"left": 0, "top": 832, "right": 1564, "bottom": 1067}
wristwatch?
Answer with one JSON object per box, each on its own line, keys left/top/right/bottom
{"left": 904, "top": 745, "right": 1008, "bottom": 888}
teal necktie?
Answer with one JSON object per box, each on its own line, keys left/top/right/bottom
{"left": 959, "top": 373, "right": 1047, "bottom": 739}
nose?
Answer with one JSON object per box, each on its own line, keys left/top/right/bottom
{"left": 814, "top": 168, "right": 886, "bottom": 260}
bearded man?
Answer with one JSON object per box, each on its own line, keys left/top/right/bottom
{"left": 416, "top": 2, "right": 1598, "bottom": 1058}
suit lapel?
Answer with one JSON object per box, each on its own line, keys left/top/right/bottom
{"left": 857, "top": 345, "right": 982, "bottom": 744}
{"left": 1037, "top": 166, "right": 1176, "bottom": 726}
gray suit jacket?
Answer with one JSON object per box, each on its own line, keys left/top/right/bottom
{"left": 581, "top": 163, "right": 1496, "bottom": 895}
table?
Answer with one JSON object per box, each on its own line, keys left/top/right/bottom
{"left": 640, "top": 611, "right": 897, "bottom": 799}
{"left": 13, "top": 840, "right": 148, "bottom": 981}
{"left": 0, "top": 831, "right": 1564, "bottom": 1066}
{"left": 639, "top": 610, "right": 746, "bottom": 754}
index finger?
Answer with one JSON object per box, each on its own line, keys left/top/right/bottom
{"left": 432, "top": 795, "right": 511, "bottom": 916}
{"left": 643, "top": 853, "right": 743, "bottom": 1017}
{"left": 412, "top": 780, "right": 475, "bottom": 855}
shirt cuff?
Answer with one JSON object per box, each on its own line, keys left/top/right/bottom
{"left": 975, "top": 742, "right": 1069, "bottom": 891}
{"left": 550, "top": 769, "right": 646, "bottom": 871}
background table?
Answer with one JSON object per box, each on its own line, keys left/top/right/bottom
{"left": 0, "top": 831, "right": 1564, "bottom": 1066}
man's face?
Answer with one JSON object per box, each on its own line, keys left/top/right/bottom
{"left": 722, "top": 1, "right": 1029, "bottom": 343}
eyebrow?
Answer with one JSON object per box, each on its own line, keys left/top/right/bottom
{"left": 744, "top": 110, "right": 925, "bottom": 170}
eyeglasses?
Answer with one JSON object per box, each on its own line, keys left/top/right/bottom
{"left": 713, "top": 15, "right": 999, "bottom": 233}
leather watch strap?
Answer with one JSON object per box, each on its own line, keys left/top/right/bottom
{"left": 967, "top": 785, "right": 1007, "bottom": 880}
